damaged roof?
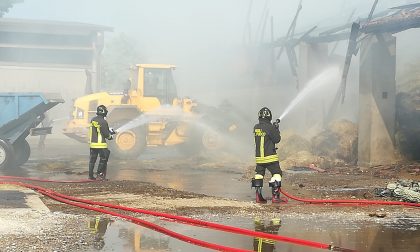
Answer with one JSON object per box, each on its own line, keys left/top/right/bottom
{"left": 0, "top": 18, "right": 113, "bottom": 35}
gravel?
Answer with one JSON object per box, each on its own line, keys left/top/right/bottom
{"left": 0, "top": 211, "right": 95, "bottom": 252}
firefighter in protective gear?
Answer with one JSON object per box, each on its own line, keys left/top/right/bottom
{"left": 88, "top": 216, "right": 114, "bottom": 250}
{"left": 251, "top": 107, "right": 283, "bottom": 203}
{"left": 253, "top": 218, "right": 281, "bottom": 252}
{"left": 88, "top": 105, "right": 115, "bottom": 180}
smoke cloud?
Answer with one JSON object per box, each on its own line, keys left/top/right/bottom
{"left": 4, "top": 0, "right": 420, "bottom": 134}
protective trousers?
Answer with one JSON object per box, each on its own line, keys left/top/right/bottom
{"left": 253, "top": 162, "right": 282, "bottom": 203}
{"left": 255, "top": 162, "right": 282, "bottom": 177}
{"left": 89, "top": 148, "right": 111, "bottom": 178}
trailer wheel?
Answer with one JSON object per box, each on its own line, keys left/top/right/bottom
{"left": 13, "top": 140, "right": 31, "bottom": 167}
{"left": 0, "top": 139, "right": 15, "bottom": 169}
{"left": 108, "top": 123, "right": 147, "bottom": 159}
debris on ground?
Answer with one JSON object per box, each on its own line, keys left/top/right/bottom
{"left": 368, "top": 209, "right": 387, "bottom": 218}
{"left": 375, "top": 180, "right": 420, "bottom": 203}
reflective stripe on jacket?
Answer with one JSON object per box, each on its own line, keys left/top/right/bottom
{"left": 254, "top": 119, "right": 281, "bottom": 164}
{"left": 89, "top": 115, "right": 111, "bottom": 149}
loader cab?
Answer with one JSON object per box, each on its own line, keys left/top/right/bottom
{"left": 132, "top": 64, "right": 178, "bottom": 105}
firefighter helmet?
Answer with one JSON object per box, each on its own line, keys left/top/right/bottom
{"left": 258, "top": 107, "right": 272, "bottom": 121}
{"left": 96, "top": 105, "right": 108, "bottom": 117}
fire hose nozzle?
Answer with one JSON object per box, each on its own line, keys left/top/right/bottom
{"left": 273, "top": 119, "right": 280, "bottom": 128}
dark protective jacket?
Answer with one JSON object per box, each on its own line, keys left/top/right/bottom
{"left": 254, "top": 119, "right": 281, "bottom": 164}
{"left": 253, "top": 218, "right": 281, "bottom": 252}
{"left": 89, "top": 115, "right": 112, "bottom": 148}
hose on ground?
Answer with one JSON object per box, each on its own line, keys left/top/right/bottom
{"left": 280, "top": 189, "right": 420, "bottom": 207}
{"left": 0, "top": 176, "right": 354, "bottom": 251}
{"left": 0, "top": 181, "right": 251, "bottom": 252}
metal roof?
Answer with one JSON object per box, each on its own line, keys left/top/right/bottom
{"left": 272, "top": 3, "right": 420, "bottom": 46}
{"left": 0, "top": 18, "right": 113, "bottom": 35}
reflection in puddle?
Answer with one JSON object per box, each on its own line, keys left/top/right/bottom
{"left": 87, "top": 215, "right": 420, "bottom": 252}
{"left": 88, "top": 217, "right": 114, "bottom": 250}
{"left": 253, "top": 218, "right": 281, "bottom": 252}
{"left": 88, "top": 217, "right": 169, "bottom": 251}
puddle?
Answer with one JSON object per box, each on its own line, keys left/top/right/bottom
{"left": 86, "top": 215, "right": 420, "bottom": 252}
{"left": 107, "top": 164, "right": 253, "bottom": 201}
{"left": 87, "top": 217, "right": 170, "bottom": 251}
{"left": 4, "top": 141, "right": 420, "bottom": 252}
{"left": 327, "top": 187, "right": 371, "bottom": 192}
{"left": 0, "top": 190, "right": 28, "bottom": 208}
{"left": 4, "top": 145, "right": 253, "bottom": 201}
{"left": 284, "top": 167, "right": 317, "bottom": 174}
{"left": 314, "top": 187, "right": 374, "bottom": 193}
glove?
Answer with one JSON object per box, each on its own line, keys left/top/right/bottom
{"left": 109, "top": 128, "right": 117, "bottom": 135}
{"left": 273, "top": 119, "right": 280, "bottom": 129}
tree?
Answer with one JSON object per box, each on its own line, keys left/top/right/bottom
{"left": 101, "top": 33, "right": 144, "bottom": 91}
{"left": 0, "top": 0, "right": 24, "bottom": 17}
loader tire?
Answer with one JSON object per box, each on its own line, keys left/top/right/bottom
{"left": 176, "top": 123, "right": 223, "bottom": 155}
{"left": 109, "top": 126, "right": 147, "bottom": 159}
{"left": 201, "top": 127, "right": 224, "bottom": 151}
{"left": 13, "top": 139, "right": 31, "bottom": 167}
{"left": 0, "top": 139, "right": 15, "bottom": 170}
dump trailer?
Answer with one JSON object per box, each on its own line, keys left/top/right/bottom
{"left": 0, "top": 93, "right": 64, "bottom": 169}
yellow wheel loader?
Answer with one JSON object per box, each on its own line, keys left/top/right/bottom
{"left": 63, "top": 64, "right": 236, "bottom": 158}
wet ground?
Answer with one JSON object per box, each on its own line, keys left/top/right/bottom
{"left": 87, "top": 216, "right": 420, "bottom": 252}
{"left": 0, "top": 137, "right": 420, "bottom": 251}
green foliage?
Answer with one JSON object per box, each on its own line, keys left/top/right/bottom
{"left": 101, "top": 33, "right": 144, "bottom": 91}
{"left": 0, "top": 0, "right": 23, "bottom": 17}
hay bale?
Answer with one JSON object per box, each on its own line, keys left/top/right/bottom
{"left": 311, "top": 119, "right": 357, "bottom": 163}
{"left": 280, "top": 151, "right": 345, "bottom": 170}
{"left": 278, "top": 130, "right": 311, "bottom": 161}
{"left": 281, "top": 151, "right": 316, "bottom": 170}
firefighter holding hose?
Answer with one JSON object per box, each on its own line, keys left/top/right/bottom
{"left": 88, "top": 105, "right": 116, "bottom": 180}
{"left": 251, "top": 107, "right": 282, "bottom": 203}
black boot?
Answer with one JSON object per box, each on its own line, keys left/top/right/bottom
{"left": 252, "top": 178, "right": 267, "bottom": 204}
{"left": 269, "top": 180, "right": 281, "bottom": 203}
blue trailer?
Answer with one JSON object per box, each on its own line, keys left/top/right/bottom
{"left": 0, "top": 93, "right": 64, "bottom": 169}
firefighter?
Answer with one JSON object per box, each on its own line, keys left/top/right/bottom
{"left": 88, "top": 216, "right": 114, "bottom": 250}
{"left": 251, "top": 107, "right": 282, "bottom": 203}
{"left": 253, "top": 218, "right": 281, "bottom": 252}
{"left": 89, "top": 105, "right": 116, "bottom": 180}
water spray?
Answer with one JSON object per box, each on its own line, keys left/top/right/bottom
{"left": 277, "top": 66, "right": 340, "bottom": 121}
{"left": 116, "top": 105, "right": 189, "bottom": 132}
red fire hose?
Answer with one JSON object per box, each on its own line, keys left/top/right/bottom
{"left": 25, "top": 183, "right": 337, "bottom": 250}
{"left": 0, "top": 176, "right": 357, "bottom": 251}
{"left": 2, "top": 175, "right": 419, "bottom": 250}
{"left": 1, "top": 181, "right": 250, "bottom": 252}
{"left": 280, "top": 189, "right": 420, "bottom": 207}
